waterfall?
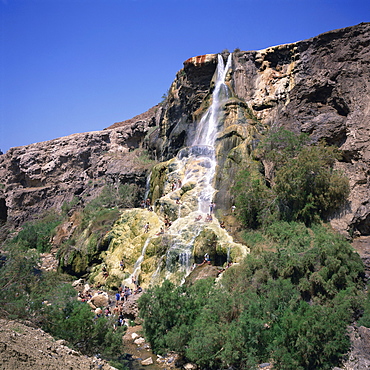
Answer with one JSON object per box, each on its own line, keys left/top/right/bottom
{"left": 150, "top": 53, "right": 233, "bottom": 284}
{"left": 116, "top": 53, "right": 248, "bottom": 289}
{"left": 186, "top": 53, "right": 232, "bottom": 213}
{"left": 192, "top": 53, "right": 232, "bottom": 147}
{"left": 125, "top": 237, "right": 151, "bottom": 287}
{"left": 143, "top": 171, "right": 152, "bottom": 203}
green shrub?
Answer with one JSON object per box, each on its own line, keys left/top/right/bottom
{"left": 275, "top": 145, "right": 349, "bottom": 224}
{"left": 233, "top": 169, "right": 277, "bottom": 229}
{"left": 61, "top": 196, "right": 80, "bottom": 215}
{"left": 357, "top": 289, "right": 370, "bottom": 327}
{"left": 139, "top": 224, "right": 365, "bottom": 370}
{"left": 9, "top": 211, "right": 62, "bottom": 253}
{"left": 234, "top": 130, "right": 350, "bottom": 228}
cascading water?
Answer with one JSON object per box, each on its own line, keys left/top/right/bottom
{"left": 156, "top": 53, "right": 234, "bottom": 282}
{"left": 192, "top": 53, "right": 232, "bottom": 147}
{"left": 111, "top": 53, "right": 250, "bottom": 291}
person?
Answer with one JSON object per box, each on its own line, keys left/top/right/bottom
{"left": 119, "top": 259, "right": 125, "bottom": 270}
{"left": 231, "top": 205, "right": 236, "bottom": 214}
{"left": 220, "top": 221, "right": 225, "bottom": 228}
{"left": 156, "top": 227, "right": 164, "bottom": 235}
{"left": 209, "top": 202, "right": 215, "bottom": 213}
{"left": 124, "top": 287, "right": 131, "bottom": 301}
{"left": 113, "top": 304, "right": 120, "bottom": 316}
{"left": 115, "top": 292, "right": 121, "bottom": 303}
{"left": 164, "top": 215, "right": 172, "bottom": 228}
{"left": 102, "top": 266, "right": 109, "bottom": 279}
{"left": 144, "top": 222, "right": 150, "bottom": 233}
{"left": 134, "top": 286, "right": 142, "bottom": 294}
{"left": 200, "top": 253, "right": 210, "bottom": 266}
{"left": 194, "top": 215, "right": 202, "bottom": 221}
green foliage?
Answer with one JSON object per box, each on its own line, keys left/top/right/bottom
{"left": 139, "top": 224, "right": 365, "bottom": 370}
{"left": 61, "top": 196, "right": 80, "bottom": 215}
{"left": 258, "top": 128, "right": 309, "bottom": 170}
{"left": 0, "top": 244, "right": 125, "bottom": 364}
{"left": 275, "top": 145, "right": 350, "bottom": 224}
{"left": 234, "top": 169, "right": 277, "bottom": 229}
{"left": 264, "top": 221, "right": 312, "bottom": 253}
{"left": 9, "top": 211, "right": 62, "bottom": 252}
{"left": 44, "top": 300, "right": 125, "bottom": 357}
{"left": 0, "top": 245, "right": 41, "bottom": 318}
{"left": 85, "top": 183, "right": 140, "bottom": 213}
{"left": 234, "top": 129, "right": 350, "bottom": 228}
{"left": 357, "top": 289, "right": 370, "bottom": 327}
{"left": 272, "top": 302, "right": 350, "bottom": 370}
{"left": 138, "top": 278, "right": 214, "bottom": 354}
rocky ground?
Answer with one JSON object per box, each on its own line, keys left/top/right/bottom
{"left": 0, "top": 319, "right": 116, "bottom": 370}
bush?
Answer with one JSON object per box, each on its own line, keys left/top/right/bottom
{"left": 234, "top": 130, "right": 349, "bottom": 228}
{"left": 275, "top": 145, "right": 349, "bottom": 224}
{"left": 0, "top": 244, "right": 125, "bottom": 365}
{"left": 233, "top": 169, "right": 277, "bottom": 229}
{"left": 10, "top": 211, "right": 62, "bottom": 252}
{"left": 139, "top": 224, "right": 365, "bottom": 370}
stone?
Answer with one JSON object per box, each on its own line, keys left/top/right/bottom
{"left": 134, "top": 337, "right": 145, "bottom": 345}
{"left": 90, "top": 292, "right": 109, "bottom": 308}
{"left": 184, "top": 363, "right": 197, "bottom": 370}
{"left": 141, "top": 357, "right": 153, "bottom": 366}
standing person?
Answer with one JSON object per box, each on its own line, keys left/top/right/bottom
{"left": 231, "top": 205, "right": 236, "bottom": 214}
{"left": 144, "top": 222, "right": 150, "bottom": 233}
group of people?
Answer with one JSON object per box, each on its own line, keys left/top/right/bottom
{"left": 205, "top": 214, "right": 213, "bottom": 222}
{"left": 140, "top": 198, "right": 153, "bottom": 212}
{"left": 115, "top": 286, "right": 135, "bottom": 302}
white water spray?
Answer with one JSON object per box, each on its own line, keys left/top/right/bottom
{"left": 192, "top": 53, "right": 232, "bottom": 147}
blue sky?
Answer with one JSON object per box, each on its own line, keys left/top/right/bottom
{"left": 1, "top": 0, "right": 369, "bottom": 153}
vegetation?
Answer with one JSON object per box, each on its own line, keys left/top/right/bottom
{"left": 9, "top": 210, "right": 62, "bottom": 253}
{"left": 0, "top": 243, "right": 126, "bottom": 365}
{"left": 139, "top": 225, "right": 365, "bottom": 369}
{"left": 138, "top": 129, "right": 365, "bottom": 369}
{"left": 234, "top": 129, "right": 349, "bottom": 228}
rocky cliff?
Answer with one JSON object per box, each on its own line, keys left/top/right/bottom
{"left": 0, "top": 113, "right": 159, "bottom": 228}
{"left": 145, "top": 22, "right": 370, "bottom": 239}
{"left": 1, "top": 22, "right": 370, "bottom": 255}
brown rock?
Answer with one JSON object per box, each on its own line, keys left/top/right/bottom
{"left": 90, "top": 292, "right": 109, "bottom": 308}
{"left": 0, "top": 319, "right": 116, "bottom": 370}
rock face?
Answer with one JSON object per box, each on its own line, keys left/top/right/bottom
{"left": 0, "top": 120, "right": 157, "bottom": 227}
{"left": 0, "top": 22, "right": 370, "bottom": 261}
{"left": 145, "top": 22, "right": 370, "bottom": 238}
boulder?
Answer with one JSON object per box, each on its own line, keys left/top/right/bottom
{"left": 141, "top": 357, "right": 153, "bottom": 366}
{"left": 134, "top": 337, "right": 145, "bottom": 345}
{"left": 90, "top": 292, "right": 109, "bottom": 308}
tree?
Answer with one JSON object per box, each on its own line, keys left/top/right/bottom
{"left": 275, "top": 144, "right": 349, "bottom": 224}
